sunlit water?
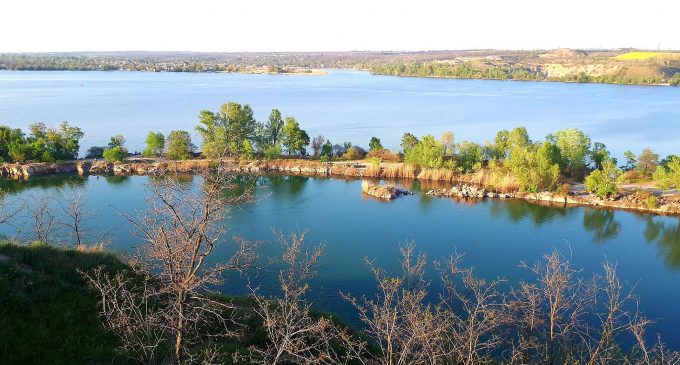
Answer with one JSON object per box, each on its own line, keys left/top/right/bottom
{"left": 1, "top": 70, "right": 679, "bottom": 158}
{"left": 1, "top": 175, "right": 679, "bottom": 346}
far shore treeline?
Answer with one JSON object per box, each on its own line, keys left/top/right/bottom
{"left": 1, "top": 102, "right": 679, "bottom": 198}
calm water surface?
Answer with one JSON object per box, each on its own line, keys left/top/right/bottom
{"left": 1, "top": 70, "right": 679, "bottom": 158}
{"left": 1, "top": 175, "right": 679, "bottom": 345}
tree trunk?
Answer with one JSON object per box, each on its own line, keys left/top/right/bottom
{"left": 175, "top": 296, "right": 186, "bottom": 365}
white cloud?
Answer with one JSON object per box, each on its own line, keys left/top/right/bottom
{"left": 1, "top": 0, "right": 677, "bottom": 52}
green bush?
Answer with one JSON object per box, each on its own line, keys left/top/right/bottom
{"left": 262, "top": 145, "right": 282, "bottom": 160}
{"left": 455, "top": 141, "right": 484, "bottom": 173}
{"left": 653, "top": 156, "right": 680, "bottom": 191}
{"left": 646, "top": 195, "right": 660, "bottom": 209}
{"left": 584, "top": 159, "right": 621, "bottom": 198}
{"left": 102, "top": 146, "right": 127, "bottom": 162}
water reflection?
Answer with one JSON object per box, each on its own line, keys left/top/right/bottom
{"left": 488, "top": 199, "right": 573, "bottom": 226}
{"left": 103, "top": 175, "right": 131, "bottom": 186}
{"left": 642, "top": 216, "right": 680, "bottom": 267}
{"left": 0, "top": 175, "right": 87, "bottom": 195}
{"left": 263, "top": 175, "right": 309, "bottom": 198}
{"left": 582, "top": 209, "right": 621, "bottom": 242}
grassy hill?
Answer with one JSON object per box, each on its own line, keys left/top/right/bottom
{"left": 0, "top": 242, "right": 128, "bottom": 364}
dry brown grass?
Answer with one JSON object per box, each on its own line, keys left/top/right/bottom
{"left": 330, "top": 165, "right": 361, "bottom": 177}
{"left": 381, "top": 164, "right": 416, "bottom": 179}
{"left": 365, "top": 149, "right": 402, "bottom": 162}
{"left": 417, "top": 168, "right": 455, "bottom": 182}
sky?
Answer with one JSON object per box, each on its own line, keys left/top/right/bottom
{"left": 1, "top": 0, "right": 678, "bottom": 52}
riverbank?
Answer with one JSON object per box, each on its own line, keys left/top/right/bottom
{"left": 2, "top": 158, "right": 679, "bottom": 216}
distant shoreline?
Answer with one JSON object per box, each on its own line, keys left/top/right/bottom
{"left": 3, "top": 48, "right": 678, "bottom": 86}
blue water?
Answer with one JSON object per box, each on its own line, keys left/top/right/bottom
{"left": 1, "top": 175, "right": 679, "bottom": 346}
{"left": 1, "top": 70, "right": 679, "bottom": 158}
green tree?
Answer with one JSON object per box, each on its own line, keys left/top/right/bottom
{"left": 85, "top": 146, "right": 105, "bottom": 159}
{"left": 636, "top": 148, "right": 659, "bottom": 176}
{"left": 585, "top": 159, "right": 622, "bottom": 198}
{"left": 623, "top": 150, "right": 637, "bottom": 170}
{"left": 554, "top": 128, "right": 591, "bottom": 177}
{"left": 281, "top": 117, "right": 310, "bottom": 155}
{"left": 404, "top": 135, "right": 448, "bottom": 168}
{"left": 455, "top": 141, "right": 483, "bottom": 172}
{"left": 165, "top": 130, "right": 194, "bottom": 160}
{"left": 50, "top": 121, "right": 84, "bottom": 160}
{"left": 107, "top": 134, "right": 126, "bottom": 149}
{"left": 507, "top": 142, "right": 561, "bottom": 192}
{"left": 493, "top": 127, "right": 531, "bottom": 159}
{"left": 321, "top": 141, "right": 333, "bottom": 159}
{"left": 369, "top": 137, "right": 383, "bottom": 151}
{"left": 590, "top": 142, "right": 611, "bottom": 170}
{"left": 143, "top": 131, "right": 165, "bottom": 158}
{"left": 263, "top": 109, "right": 284, "bottom": 146}
{"left": 195, "top": 102, "right": 257, "bottom": 157}
{"left": 660, "top": 155, "right": 680, "bottom": 168}
{"left": 0, "top": 126, "right": 25, "bottom": 162}
{"left": 241, "top": 139, "right": 254, "bottom": 159}
{"left": 400, "top": 133, "right": 419, "bottom": 153}
{"left": 653, "top": 156, "right": 680, "bottom": 191}
{"left": 1, "top": 122, "right": 83, "bottom": 162}
{"left": 508, "top": 127, "right": 531, "bottom": 151}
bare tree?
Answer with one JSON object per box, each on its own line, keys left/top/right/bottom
{"left": 87, "top": 169, "right": 258, "bottom": 364}
{"left": 436, "top": 253, "right": 508, "bottom": 365}
{"left": 512, "top": 250, "right": 595, "bottom": 364}
{"left": 585, "top": 262, "right": 637, "bottom": 365}
{"left": 311, "top": 135, "right": 326, "bottom": 157}
{"left": 0, "top": 190, "right": 21, "bottom": 227}
{"left": 245, "top": 230, "right": 364, "bottom": 365}
{"left": 29, "top": 193, "right": 59, "bottom": 243}
{"left": 58, "top": 187, "right": 94, "bottom": 247}
{"left": 342, "top": 243, "right": 447, "bottom": 365}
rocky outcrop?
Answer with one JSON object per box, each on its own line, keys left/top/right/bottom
{"left": 361, "top": 181, "right": 411, "bottom": 200}
{"left": 0, "top": 162, "right": 76, "bottom": 178}
{"left": 426, "top": 184, "right": 513, "bottom": 199}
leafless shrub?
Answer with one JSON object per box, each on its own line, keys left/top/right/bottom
{"left": 584, "top": 262, "right": 638, "bottom": 365}
{"left": 0, "top": 190, "right": 22, "bottom": 227}
{"left": 507, "top": 250, "right": 595, "bottom": 364}
{"left": 342, "top": 242, "right": 447, "bottom": 365}
{"left": 58, "top": 187, "right": 97, "bottom": 247}
{"left": 436, "top": 253, "right": 508, "bottom": 365}
{"left": 244, "top": 230, "right": 365, "bottom": 365}
{"left": 83, "top": 266, "right": 169, "bottom": 364}
{"left": 627, "top": 316, "right": 680, "bottom": 365}
{"left": 29, "top": 193, "right": 59, "bottom": 243}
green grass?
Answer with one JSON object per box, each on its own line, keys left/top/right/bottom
{"left": 0, "top": 241, "right": 129, "bottom": 365}
{"left": 0, "top": 242, "right": 368, "bottom": 364}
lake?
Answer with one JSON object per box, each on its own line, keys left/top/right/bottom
{"left": 1, "top": 70, "right": 679, "bottom": 158}
{"left": 1, "top": 174, "right": 679, "bottom": 346}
